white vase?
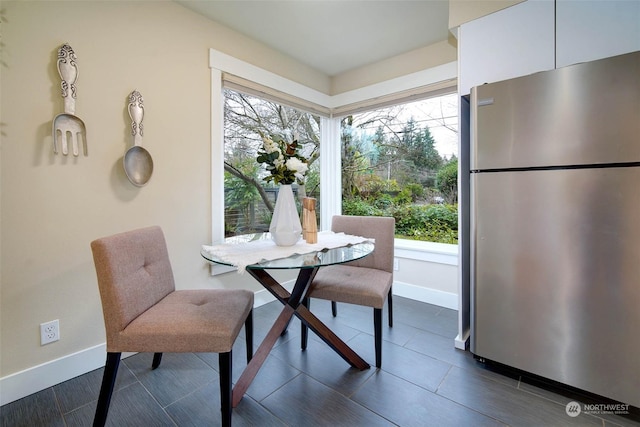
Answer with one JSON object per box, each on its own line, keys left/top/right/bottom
{"left": 269, "top": 184, "right": 302, "bottom": 246}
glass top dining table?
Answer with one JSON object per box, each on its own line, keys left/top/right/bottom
{"left": 201, "top": 232, "right": 375, "bottom": 407}
{"left": 200, "top": 232, "right": 375, "bottom": 270}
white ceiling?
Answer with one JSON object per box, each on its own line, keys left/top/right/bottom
{"left": 176, "top": 0, "right": 451, "bottom": 76}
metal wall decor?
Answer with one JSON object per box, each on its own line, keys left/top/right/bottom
{"left": 52, "top": 43, "right": 88, "bottom": 156}
{"left": 123, "top": 90, "right": 153, "bottom": 186}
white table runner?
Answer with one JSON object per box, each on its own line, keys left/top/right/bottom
{"left": 202, "top": 231, "right": 373, "bottom": 273}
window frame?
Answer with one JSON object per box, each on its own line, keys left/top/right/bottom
{"left": 210, "top": 48, "right": 459, "bottom": 273}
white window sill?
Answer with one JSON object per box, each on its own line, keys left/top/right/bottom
{"left": 211, "top": 238, "right": 458, "bottom": 276}
{"left": 394, "top": 239, "right": 458, "bottom": 266}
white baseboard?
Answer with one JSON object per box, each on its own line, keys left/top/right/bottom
{"left": 0, "top": 281, "right": 456, "bottom": 407}
{"left": 455, "top": 329, "right": 471, "bottom": 350}
{"left": 253, "top": 288, "right": 278, "bottom": 306}
{"left": 0, "top": 288, "right": 291, "bottom": 406}
{"left": 455, "top": 329, "right": 470, "bottom": 350}
{"left": 392, "top": 281, "right": 458, "bottom": 310}
{"left": 255, "top": 280, "right": 458, "bottom": 311}
{"left": 0, "top": 343, "right": 108, "bottom": 406}
{"left": 253, "top": 278, "right": 296, "bottom": 307}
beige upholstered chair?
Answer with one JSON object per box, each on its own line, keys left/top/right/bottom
{"left": 90, "top": 226, "right": 253, "bottom": 427}
{"left": 302, "top": 215, "right": 395, "bottom": 368}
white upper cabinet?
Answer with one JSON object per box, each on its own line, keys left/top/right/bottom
{"left": 458, "top": 1, "right": 555, "bottom": 95}
{"left": 458, "top": 0, "right": 640, "bottom": 96}
{"left": 556, "top": 0, "right": 640, "bottom": 68}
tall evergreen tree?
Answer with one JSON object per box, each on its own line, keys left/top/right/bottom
{"left": 403, "top": 118, "right": 442, "bottom": 170}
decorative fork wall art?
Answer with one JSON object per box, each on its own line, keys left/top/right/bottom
{"left": 52, "top": 43, "right": 88, "bottom": 156}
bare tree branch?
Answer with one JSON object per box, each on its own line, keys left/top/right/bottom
{"left": 224, "top": 162, "right": 274, "bottom": 212}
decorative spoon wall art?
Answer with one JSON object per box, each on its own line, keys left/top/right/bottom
{"left": 123, "top": 90, "right": 153, "bottom": 186}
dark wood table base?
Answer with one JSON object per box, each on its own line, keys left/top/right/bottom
{"left": 232, "top": 267, "right": 370, "bottom": 407}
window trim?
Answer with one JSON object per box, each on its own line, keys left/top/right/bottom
{"left": 209, "top": 48, "right": 459, "bottom": 274}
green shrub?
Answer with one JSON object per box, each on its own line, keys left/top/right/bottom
{"left": 391, "top": 203, "right": 458, "bottom": 244}
{"left": 394, "top": 188, "right": 413, "bottom": 205}
{"left": 436, "top": 159, "right": 458, "bottom": 203}
{"left": 372, "top": 193, "right": 395, "bottom": 210}
{"left": 424, "top": 204, "right": 457, "bottom": 228}
{"left": 405, "top": 183, "right": 425, "bottom": 200}
{"left": 342, "top": 198, "right": 382, "bottom": 216}
{"left": 342, "top": 197, "right": 458, "bottom": 244}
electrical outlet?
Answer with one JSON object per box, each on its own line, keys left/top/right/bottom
{"left": 40, "top": 320, "right": 60, "bottom": 345}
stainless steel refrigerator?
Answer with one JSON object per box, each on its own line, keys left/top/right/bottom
{"left": 470, "top": 51, "right": 640, "bottom": 407}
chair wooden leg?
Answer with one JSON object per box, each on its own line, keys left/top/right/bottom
{"left": 93, "top": 352, "right": 121, "bottom": 427}
{"left": 374, "top": 308, "right": 382, "bottom": 368}
{"left": 219, "top": 351, "right": 232, "bottom": 427}
{"left": 331, "top": 301, "right": 337, "bottom": 317}
{"left": 151, "top": 352, "right": 163, "bottom": 369}
{"left": 301, "top": 298, "right": 309, "bottom": 350}
{"left": 387, "top": 289, "right": 393, "bottom": 328}
{"left": 245, "top": 309, "right": 253, "bottom": 363}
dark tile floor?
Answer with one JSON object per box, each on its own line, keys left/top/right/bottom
{"left": 2, "top": 297, "right": 638, "bottom": 426}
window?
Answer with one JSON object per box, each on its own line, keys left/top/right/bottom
{"left": 210, "top": 48, "right": 458, "bottom": 265}
{"left": 340, "top": 93, "right": 459, "bottom": 244}
{"left": 223, "top": 89, "right": 321, "bottom": 237}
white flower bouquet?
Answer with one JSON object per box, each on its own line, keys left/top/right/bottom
{"left": 256, "top": 133, "right": 309, "bottom": 185}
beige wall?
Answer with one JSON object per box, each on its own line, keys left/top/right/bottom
{"left": 0, "top": 0, "right": 458, "bottom": 382}
{"left": 395, "top": 258, "right": 457, "bottom": 301}
{"left": 0, "top": 0, "right": 316, "bottom": 378}
{"left": 331, "top": 39, "right": 457, "bottom": 95}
